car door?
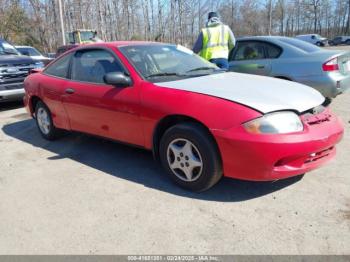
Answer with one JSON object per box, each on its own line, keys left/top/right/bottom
{"left": 61, "top": 48, "right": 144, "bottom": 146}
{"left": 228, "top": 41, "right": 272, "bottom": 76}
{"left": 40, "top": 53, "right": 73, "bottom": 130}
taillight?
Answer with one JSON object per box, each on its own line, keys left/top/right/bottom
{"left": 322, "top": 57, "right": 339, "bottom": 71}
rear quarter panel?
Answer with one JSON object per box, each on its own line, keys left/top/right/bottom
{"left": 271, "top": 52, "right": 324, "bottom": 79}
{"left": 24, "top": 73, "right": 71, "bottom": 130}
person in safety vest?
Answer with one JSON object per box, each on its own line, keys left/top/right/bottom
{"left": 193, "top": 12, "right": 235, "bottom": 69}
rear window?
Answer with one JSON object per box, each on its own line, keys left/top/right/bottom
{"left": 278, "top": 38, "right": 321, "bottom": 53}
{"left": 44, "top": 53, "right": 71, "bottom": 78}
{"left": 265, "top": 43, "right": 282, "bottom": 58}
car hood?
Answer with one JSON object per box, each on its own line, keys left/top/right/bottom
{"left": 155, "top": 72, "right": 325, "bottom": 114}
{"left": 0, "top": 54, "right": 34, "bottom": 65}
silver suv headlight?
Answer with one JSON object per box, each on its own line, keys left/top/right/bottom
{"left": 243, "top": 111, "right": 304, "bottom": 134}
{"left": 34, "top": 61, "right": 44, "bottom": 69}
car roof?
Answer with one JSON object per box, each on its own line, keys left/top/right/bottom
{"left": 15, "top": 45, "right": 33, "bottom": 48}
{"left": 237, "top": 35, "right": 322, "bottom": 43}
{"left": 295, "top": 34, "right": 317, "bottom": 36}
{"left": 74, "top": 41, "right": 170, "bottom": 49}
{"left": 236, "top": 36, "right": 324, "bottom": 55}
{"left": 54, "top": 41, "right": 172, "bottom": 58}
{"left": 237, "top": 35, "right": 291, "bottom": 42}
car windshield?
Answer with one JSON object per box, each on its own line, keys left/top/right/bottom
{"left": 17, "top": 47, "right": 41, "bottom": 56}
{"left": 0, "top": 41, "right": 20, "bottom": 55}
{"left": 278, "top": 38, "right": 321, "bottom": 53}
{"left": 119, "top": 44, "right": 221, "bottom": 82}
{"left": 80, "top": 31, "right": 95, "bottom": 42}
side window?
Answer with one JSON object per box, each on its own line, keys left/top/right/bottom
{"left": 264, "top": 43, "right": 282, "bottom": 59}
{"left": 71, "top": 49, "right": 124, "bottom": 84}
{"left": 233, "top": 42, "right": 265, "bottom": 61}
{"left": 44, "top": 53, "right": 71, "bottom": 78}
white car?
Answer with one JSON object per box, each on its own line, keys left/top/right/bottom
{"left": 295, "top": 34, "right": 327, "bottom": 46}
{"left": 15, "top": 45, "right": 52, "bottom": 65}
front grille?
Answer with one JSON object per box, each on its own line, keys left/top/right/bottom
{"left": 0, "top": 63, "right": 34, "bottom": 88}
{"left": 302, "top": 106, "right": 332, "bottom": 126}
{"left": 304, "top": 147, "right": 334, "bottom": 164}
{"left": 0, "top": 63, "right": 34, "bottom": 82}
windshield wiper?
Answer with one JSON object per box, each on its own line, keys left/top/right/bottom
{"left": 186, "top": 66, "right": 217, "bottom": 73}
{"left": 146, "top": 72, "right": 184, "bottom": 78}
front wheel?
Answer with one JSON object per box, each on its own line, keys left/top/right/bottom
{"left": 35, "top": 101, "right": 61, "bottom": 140}
{"left": 159, "top": 123, "right": 223, "bottom": 192}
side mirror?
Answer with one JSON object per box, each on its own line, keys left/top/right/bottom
{"left": 103, "top": 72, "right": 132, "bottom": 87}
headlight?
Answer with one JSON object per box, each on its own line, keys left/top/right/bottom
{"left": 34, "top": 61, "right": 44, "bottom": 69}
{"left": 243, "top": 111, "right": 304, "bottom": 134}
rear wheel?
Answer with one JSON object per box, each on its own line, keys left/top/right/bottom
{"left": 346, "top": 40, "right": 350, "bottom": 45}
{"left": 35, "top": 101, "right": 61, "bottom": 140}
{"left": 159, "top": 123, "right": 222, "bottom": 192}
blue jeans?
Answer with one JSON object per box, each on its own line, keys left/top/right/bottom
{"left": 210, "top": 58, "right": 229, "bottom": 70}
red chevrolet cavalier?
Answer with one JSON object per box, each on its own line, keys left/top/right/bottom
{"left": 24, "top": 42, "right": 344, "bottom": 191}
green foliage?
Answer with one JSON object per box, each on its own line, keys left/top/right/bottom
{"left": 0, "top": 2, "right": 43, "bottom": 50}
{"left": 130, "top": 34, "right": 143, "bottom": 41}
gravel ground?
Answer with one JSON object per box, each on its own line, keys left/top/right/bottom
{"left": 0, "top": 90, "right": 349, "bottom": 255}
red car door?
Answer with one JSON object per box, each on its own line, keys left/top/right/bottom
{"left": 39, "top": 53, "right": 73, "bottom": 130}
{"left": 61, "top": 48, "right": 144, "bottom": 146}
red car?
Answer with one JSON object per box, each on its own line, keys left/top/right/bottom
{"left": 24, "top": 42, "right": 344, "bottom": 191}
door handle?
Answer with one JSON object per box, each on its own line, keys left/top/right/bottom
{"left": 65, "top": 88, "right": 75, "bottom": 94}
{"left": 257, "top": 65, "right": 265, "bottom": 69}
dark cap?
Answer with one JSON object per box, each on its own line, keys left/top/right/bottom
{"left": 208, "top": 12, "right": 219, "bottom": 20}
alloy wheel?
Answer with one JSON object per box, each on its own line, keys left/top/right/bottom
{"left": 166, "top": 138, "right": 203, "bottom": 182}
{"left": 37, "top": 107, "right": 51, "bottom": 135}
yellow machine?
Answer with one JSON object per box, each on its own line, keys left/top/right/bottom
{"left": 67, "top": 29, "right": 102, "bottom": 44}
{"left": 56, "top": 29, "right": 103, "bottom": 57}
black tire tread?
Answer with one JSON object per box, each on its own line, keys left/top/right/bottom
{"left": 159, "top": 122, "right": 222, "bottom": 192}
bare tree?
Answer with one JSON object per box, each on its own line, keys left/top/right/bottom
{"left": 0, "top": 0, "right": 348, "bottom": 53}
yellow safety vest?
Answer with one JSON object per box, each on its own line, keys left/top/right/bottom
{"left": 200, "top": 24, "right": 230, "bottom": 60}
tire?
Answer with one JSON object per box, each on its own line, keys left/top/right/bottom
{"left": 316, "top": 42, "right": 322, "bottom": 46}
{"left": 159, "top": 123, "right": 223, "bottom": 192}
{"left": 35, "top": 101, "right": 61, "bottom": 140}
{"left": 294, "top": 174, "right": 305, "bottom": 181}
{"left": 346, "top": 40, "right": 350, "bottom": 45}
